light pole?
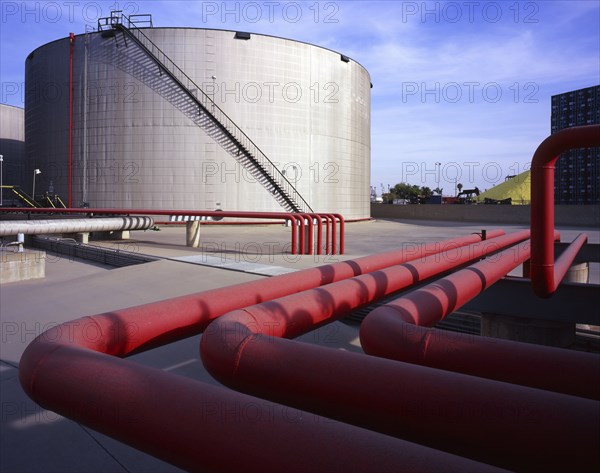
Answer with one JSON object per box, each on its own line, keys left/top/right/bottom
{"left": 32, "top": 168, "right": 41, "bottom": 201}
{"left": 0, "top": 155, "right": 3, "bottom": 207}
{"left": 435, "top": 162, "right": 441, "bottom": 185}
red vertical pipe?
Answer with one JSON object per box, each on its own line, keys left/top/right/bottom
{"left": 530, "top": 125, "right": 600, "bottom": 297}
{"left": 315, "top": 214, "right": 323, "bottom": 255}
{"left": 323, "top": 214, "right": 331, "bottom": 255}
{"left": 68, "top": 32, "right": 75, "bottom": 208}
{"left": 288, "top": 214, "right": 297, "bottom": 255}
{"left": 297, "top": 214, "right": 305, "bottom": 254}
{"left": 329, "top": 214, "right": 337, "bottom": 255}
{"left": 332, "top": 213, "right": 344, "bottom": 254}
{"left": 301, "top": 213, "right": 314, "bottom": 255}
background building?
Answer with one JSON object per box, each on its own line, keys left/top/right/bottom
{"left": 0, "top": 104, "right": 25, "bottom": 206}
{"left": 24, "top": 23, "right": 371, "bottom": 218}
{"left": 551, "top": 85, "right": 600, "bottom": 204}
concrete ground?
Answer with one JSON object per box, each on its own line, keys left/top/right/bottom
{"left": 1, "top": 218, "right": 598, "bottom": 472}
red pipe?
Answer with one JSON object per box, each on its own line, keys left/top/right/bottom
{"left": 1, "top": 208, "right": 305, "bottom": 254}
{"left": 19, "top": 327, "right": 504, "bottom": 473}
{"left": 362, "top": 314, "right": 600, "bottom": 400}
{"left": 329, "top": 214, "right": 337, "bottom": 255}
{"left": 299, "top": 213, "right": 313, "bottom": 255}
{"left": 201, "top": 231, "right": 529, "bottom": 345}
{"left": 323, "top": 213, "right": 331, "bottom": 255}
{"left": 205, "top": 331, "right": 598, "bottom": 472}
{"left": 200, "top": 331, "right": 598, "bottom": 473}
{"left": 360, "top": 238, "right": 600, "bottom": 400}
{"left": 16, "top": 230, "right": 500, "bottom": 358}
{"left": 68, "top": 33, "right": 74, "bottom": 207}
{"left": 332, "top": 213, "right": 345, "bottom": 254}
{"left": 11, "top": 230, "right": 505, "bottom": 358}
{"left": 0, "top": 209, "right": 341, "bottom": 256}
{"left": 530, "top": 124, "right": 600, "bottom": 297}
{"left": 314, "top": 213, "right": 323, "bottom": 255}
{"left": 199, "top": 237, "right": 599, "bottom": 472}
{"left": 361, "top": 240, "right": 533, "bottom": 327}
{"left": 553, "top": 232, "right": 588, "bottom": 285}
{"left": 18, "top": 231, "right": 515, "bottom": 472}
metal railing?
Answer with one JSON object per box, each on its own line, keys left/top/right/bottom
{"left": 8, "top": 186, "right": 40, "bottom": 208}
{"left": 99, "top": 12, "right": 312, "bottom": 213}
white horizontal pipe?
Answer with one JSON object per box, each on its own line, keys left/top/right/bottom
{"left": 0, "top": 217, "right": 154, "bottom": 236}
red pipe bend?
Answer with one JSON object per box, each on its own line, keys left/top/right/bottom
{"left": 202, "top": 231, "right": 530, "bottom": 358}
{"left": 16, "top": 231, "right": 506, "bottom": 357}
{"left": 316, "top": 214, "right": 324, "bottom": 255}
{"left": 199, "top": 237, "right": 599, "bottom": 471}
{"left": 19, "top": 231, "right": 526, "bottom": 472}
{"left": 200, "top": 327, "right": 598, "bottom": 473}
{"left": 530, "top": 124, "right": 600, "bottom": 297}
{"left": 360, "top": 315, "right": 600, "bottom": 400}
{"left": 359, "top": 237, "right": 599, "bottom": 400}
{"left": 297, "top": 213, "right": 313, "bottom": 255}
{"left": 329, "top": 213, "right": 337, "bottom": 255}
{"left": 331, "top": 213, "right": 345, "bottom": 254}
{"left": 22, "top": 333, "right": 505, "bottom": 473}
{"left": 323, "top": 213, "right": 339, "bottom": 255}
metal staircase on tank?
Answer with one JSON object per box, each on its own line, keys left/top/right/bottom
{"left": 4, "top": 186, "right": 67, "bottom": 208}
{"left": 97, "top": 12, "right": 313, "bottom": 214}
{"left": 5, "top": 186, "right": 40, "bottom": 208}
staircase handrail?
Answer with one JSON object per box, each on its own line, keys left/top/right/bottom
{"left": 106, "top": 13, "right": 312, "bottom": 213}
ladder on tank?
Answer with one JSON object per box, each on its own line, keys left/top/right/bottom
{"left": 97, "top": 12, "right": 313, "bottom": 214}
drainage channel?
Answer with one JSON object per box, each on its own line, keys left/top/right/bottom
{"left": 31, "top": 236, "right": 158, "bottom": 268}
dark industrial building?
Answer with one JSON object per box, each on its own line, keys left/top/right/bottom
{"left": 552, "top": 85, "right": 600, "bottom": 204}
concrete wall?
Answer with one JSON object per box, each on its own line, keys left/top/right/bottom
{"left": 371, "top": 203, "right": 600, "bottom": 227}
{"left": 0, "top": 249, "right": 45, "bottom": 283}
{"left": 25, "top": 29, "right": 371, "bottom": 218}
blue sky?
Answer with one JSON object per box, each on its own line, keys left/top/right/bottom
{"left": 1, "top": 1, "right": 599, "bottom": 194}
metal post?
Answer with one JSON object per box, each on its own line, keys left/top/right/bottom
{"left": 0, "top": 154, "right": 3, "bottom": 207}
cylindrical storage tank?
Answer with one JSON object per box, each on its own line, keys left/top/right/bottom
{"left": 25, "top": 27, "right": 371, "bottom": 219}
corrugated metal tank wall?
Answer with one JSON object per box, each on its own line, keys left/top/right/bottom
{"left": 0, "top": 104, "right": 25, "bottom": 195}
{"left": 25, "top": 28, "right": 371, "bottom": 218}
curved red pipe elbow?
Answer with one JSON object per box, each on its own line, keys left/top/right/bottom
{"left": 200, "top": 308, "right": 599, "bottom": 473}
{"left": 24, "top": 333, "right": 503, "bottom": 473}
{"left": 203, "top": 231, "right": 531, "bottom": 370}
{"left": 530, "top": 124, "right": 600, "bottom": 297}
{"left": 360, "top": 310, "right": 600, "bottom": 400}
{"left": 200, "top": 310, "right": 259, "bottom": 387}
{"left": 359, "top": 235, "right": 599, "bottom": 400}
{"left": 331, "top": 213, "right": 344, "bottom": 254}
